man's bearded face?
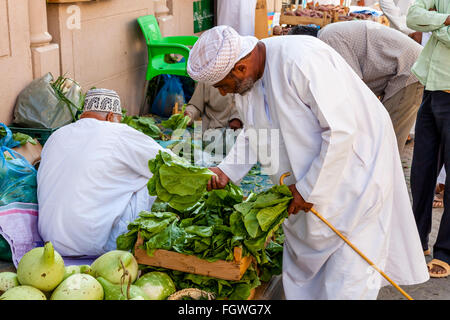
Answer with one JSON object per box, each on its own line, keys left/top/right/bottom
{"left": 231, "top": 73, "right": 255, "bottom": 96}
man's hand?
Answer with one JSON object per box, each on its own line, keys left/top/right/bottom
{"left": 409, "top": 31, "right": 423, "bottom": 44}
{"left": 184, "top": 110, "right": 194, "bottom": 126}
{"left": 229, "top": 118, "right": 243, "bottom": 130}
{"left": 287, "top": 184, "right": 313, "bottom": 215}
{"left": 207, "top": 167, "right": 230, "bottom": 191}
{"left": 445, "top": 15, "right": 450, "bottom": 26}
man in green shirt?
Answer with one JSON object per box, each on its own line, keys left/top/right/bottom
{"left": 407, "top": 0, "right": 450, "bottom": 278}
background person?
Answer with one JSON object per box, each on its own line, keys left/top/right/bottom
{"left": 217, "top": 0, "right": 257, "bottom": 36}
{"left": 289, "top": 21, "right": 423, "bottom": 154}
{"left": 37, "top": 89, "right": 167, "bottom": 257}
{"left": 407, "top": 0, "right": 450, "bottom": 278}
{"left": 184, "top": 82, "right": 243, "bottom": 131}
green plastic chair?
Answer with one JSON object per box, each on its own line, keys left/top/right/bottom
{"left": 137, "top": 15, "right": 198, "bottom": 115}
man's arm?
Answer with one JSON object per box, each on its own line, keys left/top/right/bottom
{"left": 117, "top": 126, "right": 168, "bottom": 178}
{"left": 185, "top": 83, "right": 205, "bottom": 123}
{"left": 228, "top": 96, "right": 243, "bottom": 130}
{"left": 407, "top": 0, "right": 449, "bottom": 32}
{"left": 216, "top": 128, "right": 257, "bottom": 185}
{"left": 433, "top": 18, "right": 450, "bottom": 48}
{"left": 379, "top": 0, "right": 416, "bottom": 35}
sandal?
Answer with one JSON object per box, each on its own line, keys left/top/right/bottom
{"left": 427, "top": 259, "right": 450, "bottom": 278}
{"left": 424, "top": 249, "right": 431, "bottom": 256}
{"left": 433, "top": 191, "right": 444, "bottom": 208}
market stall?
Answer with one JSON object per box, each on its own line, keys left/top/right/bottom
{"left": 0, "top": 72, "right": 281, "bottom": 300}
{"left": 271, "top": 1, "right": 389, "bottom": 35}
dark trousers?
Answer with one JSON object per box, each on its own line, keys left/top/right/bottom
{"left": 411, "top": 90, "right": 450, "bottom": 263}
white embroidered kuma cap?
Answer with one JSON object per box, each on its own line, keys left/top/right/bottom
{"left": 83, "top": 88, "right": 122, "bottom": 115}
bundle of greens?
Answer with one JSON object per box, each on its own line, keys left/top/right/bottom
{"left": 117, "top": 183, "right": 244, "bottom": 262}
{"left": 0, "top": 127, "right": 36, "bottom": 146}
{"left": 230, "top": 185, "right": 293, "bottom": 264}
{"left": 117, "top": 183, "right": 289, "bottom": 269}
{"left": 121, "top": 115, "right": 162, "bottom": 140}
{"left": 140, "top": 265, "right": 261, "bottom": 300}
{"left": 147, "top": 151, "right": 215, "bottom": 211}
{"left": 160, "top": 105, "right": 191, "bottom": 133}
{"left": 117, "top": 164, "right": 290, "bottom": 299}
{"left": 257, "top": 229, "right": 284, "bottom": 282}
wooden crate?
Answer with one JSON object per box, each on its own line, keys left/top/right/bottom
{"left": 47, "top": 0, "right": 93, "bottom": 3}
{"left": 134, "top": 233, "right": 254, "bottom": 281}
{"left": 279, "top": 13, "right": 332, "bottom": 27}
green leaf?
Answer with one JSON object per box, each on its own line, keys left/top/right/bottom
{"left": 122, "top": 115, "right": 161, "bottom": 139}
{"left": 256, "top": 200, "right": 291, "bottom": 232}
{"left": 243, "top": 209, "right": 262, "bottom": 239}
{"left": 147, "top": 151, "right": 214, "bottom": 211}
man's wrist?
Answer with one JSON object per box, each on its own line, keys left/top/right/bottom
{"left": 445, "top": 15, "right": 450, "bottom": 26}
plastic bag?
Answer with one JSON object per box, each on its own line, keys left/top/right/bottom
{"left": 0, "top": 124, "right": 20, "bottom": 149}
{"left": 13, "top": 72, "right": 83, "bottom": 129}
{"left": 0, "top": 126, "right": 38, "bottom": 206}
{"left": 151, "top": 74, "right": 185, "bottom": 117}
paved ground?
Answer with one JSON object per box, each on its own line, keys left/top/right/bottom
{"left": 1, "top": 140, "right": 448, "bottom": 300}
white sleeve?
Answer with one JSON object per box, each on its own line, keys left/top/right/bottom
{"left": 116, "top": 125, "right": 166, "bottom": 179}
{"left": 379, "top": 0, "right": 416, "bottom": 35}
{"left": 283, "top": 57, "right": 358, "bottom": 206}
{"left": 217, "top": 128, "right": 257, "bottom": 184}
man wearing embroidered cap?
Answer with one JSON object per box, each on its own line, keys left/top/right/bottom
{"left": 188, "top": 26, "right": 429, "bottom": 299}
{"left": 37, "top": 88, "right": 167, "bottom": 257}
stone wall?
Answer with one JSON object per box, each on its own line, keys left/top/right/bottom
{"left": 0, "top": 0, "right": 34, "bottom": 124}
{"left": 0, "top": 0, "right": 200, "bottom": 123}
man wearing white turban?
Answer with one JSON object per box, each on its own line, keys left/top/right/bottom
{"left": 188, "top": 26, "right": 429, "bottom": 299}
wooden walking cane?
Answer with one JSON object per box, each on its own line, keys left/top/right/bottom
{"left": 279, "top": 172, "right": 413, "bottom": 300}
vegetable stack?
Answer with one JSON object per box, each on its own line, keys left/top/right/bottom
{"left": 147, "top": 150, "right": 215, "bottom": 211}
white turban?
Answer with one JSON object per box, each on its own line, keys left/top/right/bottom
{"left": 187, "top": 26, "right": 258, "bottom": 85}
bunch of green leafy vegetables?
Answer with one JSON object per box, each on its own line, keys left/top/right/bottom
{"left": 230, "top": 185, "right": 292, "bottom": 264}
{"left": 0, "top": 127, "right": 36, "bottom": 146}
{"left": 257, "top": 228, "right": 285, "bottom": 282}
{"left": 117, "top": 181, "right": 290, "bottom": 269}
{"left": 121, "top": 114, "right": 163, "bottom": 140}
{"left": 117, "top": 182, "right": 245, "bottom": 262}
{"left": 140, "top": 265, "right": 261, "bottom": 300}
{"left": 147, "top": 150, "right": 215, "bottom": 212}
{"left": 160, "top": 104, "right": 191, "bottom": 134}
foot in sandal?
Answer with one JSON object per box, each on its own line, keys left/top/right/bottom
{"left": 427, "top": 259, "right": 450, "bottom": 278}
{"left": 433, "top": 184, "right": 445, "bottom": 208}
{"left": 433, "top": 192, "right": 444, "bottom": 208}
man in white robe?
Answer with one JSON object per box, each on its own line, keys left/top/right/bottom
{"left": 379, "top": 0, "right": 432, "bottom": 45}
{"left": 37, "top": 89, "right": 165, "bottom": 257}
{"left": 187, "top": 26, "right": 429, "bottom": 299}
{"left": 217, "top": 0, "right": 257, "bottom": 36}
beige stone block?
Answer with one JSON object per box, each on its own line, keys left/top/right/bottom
{"left": 71, "top": 9, "right": 148, "bottom": 85}
{"left": 0, "top": 0, "right": 33, "bottom": 124}
{"left": 0, "top": 0, "right": 10, "bottom": 57}
{"left": 31, "top": 43, "right": 61, "bottom": 79}
{"left": 171, "top": 0, "right": 194, "bottom": 36}
{"left": 83, "top": 65, "right": 148, "bottom": 116}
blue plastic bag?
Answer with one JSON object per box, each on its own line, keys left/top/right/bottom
{"left": 151, "top": 74, "right": 186, "bottom": 117}
{"left": 0, "top": 123, "right": 20, "bottom": 149}
{"left": 0, "top": 125, "right": 37, "bottom": 206}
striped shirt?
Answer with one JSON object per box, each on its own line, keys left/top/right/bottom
{"left": 318, "top": 20, "right": 423, "bottom": 101}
